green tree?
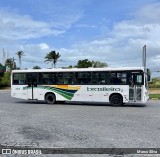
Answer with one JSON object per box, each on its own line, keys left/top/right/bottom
{"left": 149, "top": 77, "right": 160, "bottom": 88}
{"left": 0, "top": 71, "right": 10, "bottom": 86}
{"left": 92, "top": 61, "right": 108, "bottom": 68}
{"left": 15, "top": 51, "right": 24, "bottom": 69}
{"left": 76, "top": 59, "right": 93, "bottom": 68}
{"left": 33, "top": 65, "right": 41, "bottom": 69}
{"left": 44, "top": 50, "right": 61, "bottom": 68}
{"left": 75, "top": 59, "right": 108, "bottom": 68}
{"left": 0, "top": 63, "right": 6, "bottom": 77}
{"left": 5, "top": 58, "right": 16, "bottom": 72}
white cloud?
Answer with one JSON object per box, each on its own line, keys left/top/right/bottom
{"left": 0, "top": 9, "right": 82, "bottom": 41}
{"left": 0, "top": 8, "right": 83, "bottom": 67}
{"left": 1, "top": 1, "right": 160, "bottom": 76}
{"left": 64, "top": 2, "right": 160, "bottom": 72}
{"left": 135, "top": 3, "right": 160, "bottom": 24}
{"left": 0, "top": 11, "right": 63, "bottom": 40}
{"left": 39, "top": 43, "right": 49, "bottom": 50}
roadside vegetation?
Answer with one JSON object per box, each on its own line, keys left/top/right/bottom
{"left": 148, "top": 78, "right": 160, "bottom": 99}
{"left": 0, "top": 72, "right": 10, "bottom": 89}
{"left": 149, "top": 78, "right": 160, "bottom": 88}
{"left": 149, "top": 94, "right": 160, "bottom": 99}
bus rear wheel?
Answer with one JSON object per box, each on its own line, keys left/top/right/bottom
{"left": 45, "top": 93, "right": 56, "bottom": 104}
{"left": 110, "top": 94, "right": 123, "bottom": 106}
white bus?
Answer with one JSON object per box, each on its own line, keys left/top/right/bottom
{"left": 11, "top": 67, "right": 150, "bottom": 106}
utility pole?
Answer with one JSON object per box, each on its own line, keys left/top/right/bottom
{"left": 142, "top": 45, "right": 147, "bottom": 71}
{"left": 3, "top": 49, "right": 6, "bottom": 65}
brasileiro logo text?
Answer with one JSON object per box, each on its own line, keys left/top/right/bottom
{"left": 87, "top": 87, "right": 121, "bottom": 92}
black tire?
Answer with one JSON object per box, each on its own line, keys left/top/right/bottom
{"left": 45, "top": 93, "right": 56, "bottom": 104}
{"left": 110, "top": 94, "right": 123, "bottom": 106}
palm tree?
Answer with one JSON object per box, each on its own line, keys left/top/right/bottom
{"left": 15, "top": 51, "right": 24, "bottom": 69}
{"left": 44, "top": 50, "right": 61, "bottom": 68}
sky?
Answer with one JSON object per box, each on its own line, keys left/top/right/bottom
{"left": 0, "top": 0, "right": 160, "bottom": 76}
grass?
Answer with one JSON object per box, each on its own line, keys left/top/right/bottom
{"left": 149, "top": 94, "right": 160, "bottom": 99}
{"left": 149, "top": 88, "right": 160, "bottom": 90}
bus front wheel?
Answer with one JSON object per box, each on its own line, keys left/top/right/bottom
{"left": 110, "top": 94, "right": 123, "bottom": 106}
{"left": 45, "top": 93, "right": 56, "bottom": 104}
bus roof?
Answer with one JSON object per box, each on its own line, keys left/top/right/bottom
{"left": 12, "top": 67, "right": 145, "bottom": 73}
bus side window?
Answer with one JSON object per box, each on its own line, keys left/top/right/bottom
{"left": 111, "top": 77, "right": 122, "bottom": 84}
{"left": 13, "top": 73, "right": 27, "bottom": 85}
{"left": 92, "top": 72, "right": 99, "bottom": 84}
{"left": 19, "top": 80, "right": 26, "bottom": 84}
{"left": 136, "top": 74, "right": 143, "bottom": 85}
{"left": 67, "top": 72, "right": 74, "bottom": 84}
{"left": 13, "top": 80, "right": 19, "bottom": 84}
{"left": 92, "top": 72, "right": 109, "bottom": 85}
{"left": 128, "top": 73, "right": 143, "bottom": 86}
{"left": 40, "top": 73, "right": 57, "bottom": 85}
{"left": 110, "top": 72, "right": 126, "bottom": 85}
{"left": 99, "top": 72, "right": 106, "bottom": 84}
{"left": 57, "top": 72, "right": 72, "bottom": 84}
{"left": 75, "top": 72, "right": 91, "bottom": 85}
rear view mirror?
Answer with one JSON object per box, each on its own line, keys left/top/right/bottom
{"left": 147, "top": 74, "right": 151, "bottom": 82}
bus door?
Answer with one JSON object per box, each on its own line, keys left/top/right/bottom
{"left": 27, "top": 73, "right": 38, "bottom": 100}
{"left": 129, "top": 72, "right": 143, "bottom": 102}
